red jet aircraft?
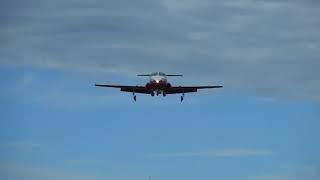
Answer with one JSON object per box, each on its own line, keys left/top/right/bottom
{"left": 95, "top": 72, "right": 223, "bottom": 101}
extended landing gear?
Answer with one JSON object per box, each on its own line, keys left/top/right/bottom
{"left": 151, "top": 91, "right": 166, "bottom": 97}
{"left": 133, "top": 92, "right": 137, "bottom": 101}
{"left": 181, "top": 93, "right": 185, "bottom": 102}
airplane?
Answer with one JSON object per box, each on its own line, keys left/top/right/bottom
{"left": 95, "top": 72, "right": 223, "bottom": 102}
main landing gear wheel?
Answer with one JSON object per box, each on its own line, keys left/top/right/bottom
{"left": 181, "top": 93, "right": 185, "bottom": 102}
{"left": 133, "top": 92, "right": 137, "bottom": 101}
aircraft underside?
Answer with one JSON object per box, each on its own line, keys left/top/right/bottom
{"left": 131, "top": 90, "right": 184, "bottom": 101}
{"left": 95, "top": 72, "right": 223, "bottom": 102}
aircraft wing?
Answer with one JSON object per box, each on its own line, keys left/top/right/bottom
{"left": 95, "top": 84, "right": 150, "bottom": 94}
{"left": 166, "top": 85, "right": 223, "bottom": 94}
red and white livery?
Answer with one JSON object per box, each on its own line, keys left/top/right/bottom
{"left": 95, "top": 72, "right": 223, "bottom": 102}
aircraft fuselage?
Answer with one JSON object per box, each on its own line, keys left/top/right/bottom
{"left": 146, "top": 73, "right": 171, "bottom": 95}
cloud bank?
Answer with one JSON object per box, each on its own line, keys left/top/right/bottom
{"left": 1, "top": 0, "right": 320, "bottom": 100}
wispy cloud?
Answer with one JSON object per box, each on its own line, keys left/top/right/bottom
{"left": 147, "top": 148, "right": 272, "bottom": 158}
{"left": 0, "top": 142, "right": 41, "bottom": 153}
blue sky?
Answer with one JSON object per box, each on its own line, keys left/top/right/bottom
{"left": 1, "top": 0, "right": 320, "bottom": 180}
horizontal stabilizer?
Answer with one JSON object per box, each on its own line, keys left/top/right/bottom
{"left": 166, "top": 74, "right": 183, "bottom": 77}
{"left": 137, "top": 74, "right": 151, "bottom": 76}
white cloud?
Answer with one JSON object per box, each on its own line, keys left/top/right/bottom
{"left": 1, "top": 0, "right": 320, "bottom": 101}
{"left": 147, "top": 148, "right": 272, "bottom": 158}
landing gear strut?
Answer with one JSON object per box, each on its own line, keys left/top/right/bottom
{"left": 181, "top": 93, "right": 185, "bottom": 102}
{"left": 133, "top": 92, "right": 137, "bottom": 101}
